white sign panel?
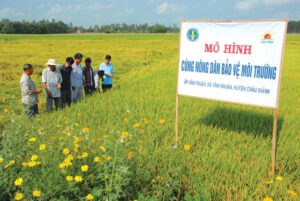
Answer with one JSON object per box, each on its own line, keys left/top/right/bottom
{"left": 177, "top": 20, "right": 287, "bottom": 108}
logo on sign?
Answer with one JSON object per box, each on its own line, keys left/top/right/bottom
{"left": 261, "top": 32, "right": 274, "bottom": 44}
{"left": 187, "top": 28, "right": 199, "bottom": 42}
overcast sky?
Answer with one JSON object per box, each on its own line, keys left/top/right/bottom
{"left": 1, "top": 0, "right": 300, "bottom": 27}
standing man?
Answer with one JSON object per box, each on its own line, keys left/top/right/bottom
{"left": 42, "top": 59, "right": 62, "bottom": 112}
{"left": 99, "top": 55, "right": 114, "bottom": 92}
{"left": 83, "top": 57, "right": 95, "bottom": 95}
{"left": 20, "top": 64, "right": 42, "bottom": 119}
{"left": 60, "top": 57, "right": 74, "bottom": 108}
{"left": 71, "top": 53, "right": 84, "bottom": 103}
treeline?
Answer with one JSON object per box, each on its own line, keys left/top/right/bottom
{"left": 287, "top": 20, "right": 300, "bottom": 33}
{"left": 0, "top": 19, "right": 178, "bottom": 34}
{"left": 1, "top": 19, "right": 300, "bottom": 34}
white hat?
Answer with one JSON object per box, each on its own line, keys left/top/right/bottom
{"left": 46, "top": 59, "right": 58, "bottom": 66}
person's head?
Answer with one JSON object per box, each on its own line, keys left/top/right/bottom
{"left": 65, "top": 57, "right": 74, "bottom": 68}
{"left": 104, "top": 55, "right": 111, "bottom": 65}
{"left": 74, "top": 53, "right": 83, "bottom": 64}
{"left": 85, "top": 58, "right": 92, "bottom": 68}
{"left": 46, "top": 59, "right": 57, "bottom": 71}
{"left": 23, "top": 64, "right": 33, "bottom": 75}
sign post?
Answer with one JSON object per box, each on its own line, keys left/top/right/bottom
{"left": 176, "top": 19, "right": 287, "bottom": 174}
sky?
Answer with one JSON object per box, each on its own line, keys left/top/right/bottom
{"left": 0, "top": 0, "right": 300, "bottom": 27}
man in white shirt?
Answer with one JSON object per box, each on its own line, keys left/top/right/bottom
{"left": 42, "top": 59, "right": 62, "bottom": 112}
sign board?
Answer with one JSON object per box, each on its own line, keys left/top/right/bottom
{"left": 177, "top": 20, "right": 287, "bottom": 108}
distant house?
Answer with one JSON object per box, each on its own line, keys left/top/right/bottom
{"left": 76, "top": 29, "right": 81, "bottom": 34}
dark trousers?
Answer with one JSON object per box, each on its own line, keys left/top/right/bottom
{"left": 102, "top": 84, "right": 112, "bottom": 93}
{"left": 46, "top": 97, "right": 61, "bottom": 112}
{"left": 23, "top": 104, "right": 38, "bottom": 119}
{"left": 61, "top": 90, "right": 71, "bottom": 108}
{"left": 84, "top": 86, "right": 95, "bottom": 95}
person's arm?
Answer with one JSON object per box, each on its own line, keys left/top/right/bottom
{"left": 21, "top": 79, "right": 41, "bottom": 95}
{"left": 82, "top": 68, "right": 85, "bottom": 85}
{"left": 57, "top": 71, "right": 62, "bottom": 89}
{"left": 42, "top": 71, "right": 52, "bottom": 97}
{"left": 105, "top": 65, "right": 114, "bottom": 77}
{"left": 42, "top": 82, "right": 52, "bottom": 97}
{"left": 94, "top": 73, "right": 99, "bottom": 88}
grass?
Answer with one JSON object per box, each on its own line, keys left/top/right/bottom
{"left": 0, "top": 33, "right": 299, "bottom": 200}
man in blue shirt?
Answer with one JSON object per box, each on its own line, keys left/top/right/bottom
{"left": 71, "top": 53, "right": 84, "bottom": 103}
{"left": 99, "top": 55, "right": 114, "bottom": 92}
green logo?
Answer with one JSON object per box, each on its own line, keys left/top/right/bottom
{"left": 187, "top": 28, "right": 199, "bottom": 42}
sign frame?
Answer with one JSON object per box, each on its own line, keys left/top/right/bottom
{"left": 175, "top": 19, "right": 288, "bottom": 175}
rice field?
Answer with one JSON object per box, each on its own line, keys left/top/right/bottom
{"left": 0, "top": 33, "right": 299, "bottom": 200}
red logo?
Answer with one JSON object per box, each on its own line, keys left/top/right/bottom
{"left": 264, "top": 33, "right": 272, "bottom": 40}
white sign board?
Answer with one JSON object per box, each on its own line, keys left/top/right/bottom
{"left": 177, "top": 20, "right": 287, "bottom": 108}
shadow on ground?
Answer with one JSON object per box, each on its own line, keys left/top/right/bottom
{"left": 200, "top": 106, "right": 284, "bottom": 138}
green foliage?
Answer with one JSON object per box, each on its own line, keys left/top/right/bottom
{"left": 0, "top": 34, "right": 299, "bottom": 200}
{"left": 0, "top": 19, "right": 179, "bottom": 34}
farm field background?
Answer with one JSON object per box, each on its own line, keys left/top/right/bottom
{"left": 0, "top": 34, "right": 299, "bottom": 200}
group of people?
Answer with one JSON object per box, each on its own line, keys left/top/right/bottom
{"left": 19, "top": 53, "right": 114, "bottom": 119}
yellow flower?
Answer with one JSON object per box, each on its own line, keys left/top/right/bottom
{"left": 65, "top": 154, "right": 74, "bottom": 161}
{"left": 127, "top": 151, "right": 134, "bottom": 159}
{"left": 124, "top": 116, "right": 129, "bottom": 123}
{"left": 59, "top": 162, "right": 66, "bottom": 169}
{"left": 276, "top": 176, "right": 283, "bottom": 181}
{"left": 184, "top": 144, "right": 191, "bottom": 151}
{"left": 0, "top": 157, "right": 3, "bottom": 163}
{"left": 86, "top": 194, "right": 94, "bottom": 200}
{"left": 66, "top": 176, "right": 73, "bottom": 182}
{"left": 73, "top": 136, "right": 80, "bottom": 143}
{"left": 4, "top": 108, "right": 9, "bottom": 113}
{"left": 4, "top": 160, "right": 15, "bottom": 168}
{"left": 74, "top": 175, "right": 83, "bottom": 182}
{"left": 265, "top": 180, "right": 273, "bottom": 185}
{"left": 93, "top": 157, "right": 100, "bottom": 163}
{"left": 106, "top": 156, "right": 112, "bottom": 161}
{"left": 39, "top": 144, "right": 46, "bottom": 151}
{"left": 22, "top": 162, "right": 28, "bottom": 167}
{"left": 28, "top": 161, "right": 41, "bottom": 167}
{"left": 78, "top": 152, "right": 88, "bottom": 158}
{"left": 32, "top": 189, "right": 41, "bottom": 197}
{"left": 74, "top": 144, "right": 79, "bottom": 152}
{"left": 14, "top": 177, "right": 23, "bottom": 186}
{"left": 63, "top": 148, "right": 70, "bottom": 155}
{"left": 63, "top": 160, "right": 72, "bottom": 167}
{"left": 31, "top": 154, "right": 38, "bottom": 161}
{"left": 99, "top": 146, "right": 106, "bottom": 151}
{"left": 62, "top": 130, "right": 71, "bottom": 136}
{"left": 76, "top": 113, "right": 82, "bottom": 116}
{"left": 122, "top": 131, "right": 129, "bottom": 138}
{"left": 143, "top": 119, "right": 149, "bottom": 125}
{"left": 287, "top": 190, "right": 297, "bottom": 197}
{"left": 159, "top": 119, "right": 166, "bottom": 125}
{"left": 81, "top": 165, "right": 89, "bottom": 172}
{"left": 263, "top": 197, "right": 273, "bottom": 201}
{"left": 15, "top": 192, "right": 23, "bottom": 200}
{"left": 28, "top": 137, "right": 37, "bottom": 142}
{"left": 133, "top": 123, "right": 141, "bottom": 128}
{"left": 82, "top": 127, "right": 90, "bottom": 133}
